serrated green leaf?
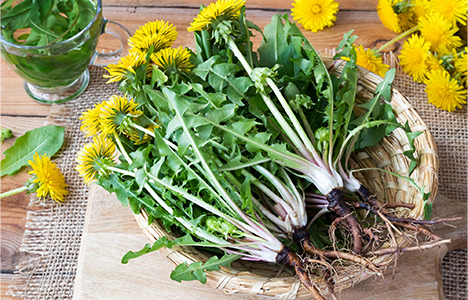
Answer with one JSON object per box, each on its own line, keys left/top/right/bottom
{"left": 192, "top": 56, "right": 220, "bottom": 80}
{"left": 208, "top": 63, "right": 239, "bottom": 92}
{"left": 191, "top": 83, "right": 226, "bottom": 108}
{"left": 130, "top": 145, "right": 153, "bottom": 169}
{"left": 1, "top": 125, "right": 64, "bottom": 176}
{"left": 226, "top": 77, "right": 253, "bottom": 106}
{"left": 170, "top": 254, "right": 240, "bottom": 284}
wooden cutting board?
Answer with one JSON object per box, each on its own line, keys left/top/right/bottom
{"left": 73, "top": 185, "right": 466, "bottom": 300}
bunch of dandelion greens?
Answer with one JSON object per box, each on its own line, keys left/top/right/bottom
{"left": 375, "top": 0, "right": 467, "bottom": 111}
{"left": 76, "top": 1, "right": 458, "bottom": 298}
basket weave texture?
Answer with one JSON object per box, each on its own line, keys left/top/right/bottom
{"left": 132, "top": 54, "right": 438, "bottom": 298}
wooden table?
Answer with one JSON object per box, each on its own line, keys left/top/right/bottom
{"left": 1, "top": 0, "right": 408, "bottom": 297}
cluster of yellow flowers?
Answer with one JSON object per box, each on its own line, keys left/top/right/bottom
{"left": 104, "top": 20, "right": 193, "bottom": 85}
{"left": 378, "top": 0, "right": 467, "bottom": 111}
{"left": 76, "top": 95, "right": 160, "bottom": 183}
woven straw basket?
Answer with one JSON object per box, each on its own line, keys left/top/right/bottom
{"left": 132, "top": 54, "right": 438, "bottom": 298}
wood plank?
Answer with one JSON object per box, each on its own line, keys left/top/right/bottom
{"left": 1, "top": 274, "right": 16, "bottom": 300}
{"left": 0, "top": 117, "right": 48, "bottom": 278}
{"left": 0, "top": 61, "right": 52, "bottom": 116}
{"left": 103, "top": 0, "right": 380, "bottom": 11}
{"left": 74, "top": 185, "right": 466, "bottom": 300}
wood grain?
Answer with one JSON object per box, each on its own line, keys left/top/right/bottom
{"left": 0, "top": 117, "right": 48, "bottom": 299}
{"left": 102, "top": 0, "right": 380, "bottom": 11}
{"left": 73, "top": 186, "right": 466, "bottom": 300}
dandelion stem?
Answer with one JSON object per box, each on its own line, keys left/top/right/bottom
{"left": 226, "top": 36, "right": 327, "bottom": 169}
{"left": 0, "top": 186, "right": 28, "bottom": 199}
{"left": 132, "top": 123, "right": 155, "bottom": 137}
{"left": 378, "top": 26, "right": 419, "bottom": 53}
{"left": 113, "top": 132, "right": 133, "bottom": 164}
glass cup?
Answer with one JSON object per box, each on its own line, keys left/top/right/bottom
{"left": 0, "top": 0, "right": 131, "bottom": 104}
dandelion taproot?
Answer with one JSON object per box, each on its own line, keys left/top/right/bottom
{"left": 425, "top": 69, "right": 467, "bottom": 111}
{"left": 188, "top": 0, "right": 245, "bottom": 32}
{"left": 28, "top": 153, "right": 68, "bottom": 203}
{"left": 76, "top": 135, "right": 117, "bottom": 184}
{"left": 291, "top": 0, "right": 339, "bottom": 33}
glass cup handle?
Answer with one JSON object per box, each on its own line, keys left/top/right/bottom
{"left": 93, "top": 19, "right": 131, "bottom": 66}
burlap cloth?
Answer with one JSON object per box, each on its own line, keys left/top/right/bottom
{"left": 6, "top": 54, "right": 467, "bottom": 299}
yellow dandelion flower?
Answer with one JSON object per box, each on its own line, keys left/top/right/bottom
{"left": 128, "top": 123, "right": 159, "bottom": 145}
{"left": 103, "top": 51, "right": 146, "bottom": 84}
{"left": 76, "top": 135, "right": 116, "bottom": 185}
{"left": 399, "top": 35, "right": 431, "bottom": 82}
{"left": 428, "top": 0, "right": 467, "bottom": 26}
{"left": 291, "top": 0, "right": 339, "bottom": 33}
{"left": 425, "top": 69, "right": 467, "bottom": 111}
{"left": 355, "top": 45, "right": 389, "bottom": 77}
{"left": 28, "top": 153, "right": 68, "bottom": 203}
{"left": 455, "top": 49, "right": 467, "bottom": 85}
{"left": 100, "top": 95, "right": 143, "bottom": 136}
{"left": 412, "top": 0, "right": 429, "bottom": 24}
{"left": 419, "top": 13, "right": 463, "bottom": 55}
{"left": 151, "top": 47, "right": 194, "bottom": 74}
{"left": 377, "top": 0, "right": 414, "bottom": 33}
{"left": 188, "top": 0, "right": 245, "bottom": 32}
{"left": 426, "top": 54, "right": 444, "bottom": 72}
{"left": 129, "top": 21, "right": 178, "bottom": 54}
{"left": 79, "top": 103, "right": 104, "bottom": 137}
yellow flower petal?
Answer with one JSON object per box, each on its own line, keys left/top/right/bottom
{"left": 28, "top": 153, "right": 68, "bottom": 203}
{"left": 291, "top": 0, "right": 339, "bottom": 33}
{"left": 100, "top": 95, "right": 142, "bottom": 136}
{"left": 103, "top": 51, "right": 146, "bottom": 84}
{"left": 355, "top": 45, "right": 389, "bottom": 77}
{"left": 128, "top": 123, "right": 159, "bottom": 145}
{"left": 399, "top": 35, "right": 431, "bottom": 82}
{"left": 412, "top": 0, "right": 430, "bottom": 24}
{"left": 75, "top": 135, "right": 116, "bottom": 185}
{"left": 455, "top": 48, "right": 467, "bottom": 86}
{"left": 129, "top": 21, "right": 178, "bottom": 54}
{"left": 151, "top": 46, "right": 194, "bottom": 74}
{"left": 377, "top": 0, "right": 414, "bottom": 33}
{"left": 428, "top": 0, "right": 467, "bottom": 26}
{"left": 79, "top": 103, "right": 104, "bottom": 137}
{"left": 425, "top": 69, "right": 467, "bottom": 111}
{"left": 419, "top": 13, "right": 462, "bottom": 55}
{"left": 188, "top": 0, "right": 245, "bottom": 32}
